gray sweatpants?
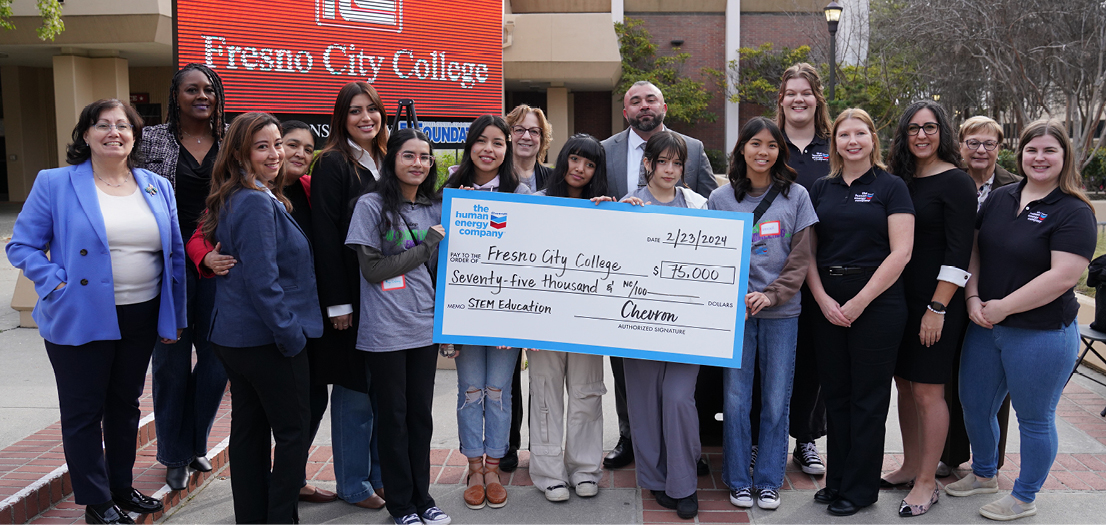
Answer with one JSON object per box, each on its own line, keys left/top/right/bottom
{"left": 526, "top": 350, "right": 606, "bottom": 490}
{"left": 624, "top": 358, "right": 701, "bottom": 499}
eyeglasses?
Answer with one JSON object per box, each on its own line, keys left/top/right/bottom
{"left": 400, "top": 152, "right": 435, "bottom": 166}
{"left": 512, "top": 126, "right": 542, "bottom": 138}
{"left": 906, "top": 122, "right": 939, "bottom": 136}
{"left": 93, "top": 122, "right": 133, "bottom": 133}
{"left": 964, "top": 139, "right": 999, "bottom": 151}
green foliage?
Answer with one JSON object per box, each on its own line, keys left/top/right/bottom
{"left": 0, "top": 1, "right": 12, "bottom": 30}
{"left": 727, "top": 43, "right": 814, "bottom": 115}
{"left": 615, "top": 18, "right": 720, "bottom": 126}
{"left": 823, "top": 61, "right": 918, "bottom": 136}
{"left": 705, "top": 149, "right": 729, "bottom": 176}
{"left": 996, "top": 149, "right": 1017, "bottom": 174}
{"left": 434, "top": 150, "right": 461, "bottom": 190}
{"left": 0, "top": 0, "right": 64, "bottom": 41}
{"left": 1082, "top": 148, "right": 1106, "bottom": 184}
{"left": 725, "top": 40, "right": 918, "bottom": 145}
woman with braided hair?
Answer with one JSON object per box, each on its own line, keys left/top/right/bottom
{"left": 138, "top": 63, "right": 231, "bottom": 491}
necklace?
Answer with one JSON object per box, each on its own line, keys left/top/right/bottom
{"left": 181, "top": 129, "right": 208, "bottom": 144}
{"left": 95, "top": 171, "right": 131, "bottom": 188}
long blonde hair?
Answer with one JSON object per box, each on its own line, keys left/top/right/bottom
{"left": 828, "top": 108, "right": 886, "bottom": 178}
{"left": 1017, "top": 119, "right": 1093, "bottom": 211}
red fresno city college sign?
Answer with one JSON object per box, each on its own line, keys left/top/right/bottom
{"left": 176, "top": 0, "right": 503, "bottom": 118}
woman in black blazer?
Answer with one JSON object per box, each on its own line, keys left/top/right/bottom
{"left": 309, "top": 81, "right": 389, "bottom": 509}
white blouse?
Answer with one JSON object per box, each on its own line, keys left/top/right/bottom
{"left": 96, "top": 186, "right": 162, "bottom": 305}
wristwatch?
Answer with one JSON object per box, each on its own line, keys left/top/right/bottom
{"left": 928, "top": 301, "right": 947, "bottom": 314}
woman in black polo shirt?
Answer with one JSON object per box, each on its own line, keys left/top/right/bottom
{"left": 805, "top": 108, "right": 915, "bottom": 516}
{"left": 949, "top": 119, "right": 1095, "bottom": 521}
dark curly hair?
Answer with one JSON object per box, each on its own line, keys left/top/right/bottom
{"left": 65, "top": 99, "right": 144, "bottom": 168}
{"left": 887, "top": 100, "right": 961, "bottom": 189}
{"left": 167, "top": 63, "right": 225, "bottom": 143}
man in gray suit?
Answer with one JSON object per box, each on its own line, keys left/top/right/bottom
{"left": 600, "top": 81, "right": 718, "bottom": 469}
{"left": 602, "top": 81, "right": 718, "bottom": 199}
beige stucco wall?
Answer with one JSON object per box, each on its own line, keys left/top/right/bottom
{"left": 503, "top": 13, "right": 621, "bottom": 90}
{"left": 1, "top": 66, "right": 58, "bottom": 202}
{"left": 128, "top": 66, "right": 177, "bottom": 124}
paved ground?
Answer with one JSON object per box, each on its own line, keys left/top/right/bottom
{"left": 3, "top": 202, "right": 1106, "bottom": 523}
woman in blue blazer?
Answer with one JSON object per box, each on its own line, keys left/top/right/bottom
{"left": 199, "top": 112, "right": 323, "bottom": 524}
{"left": 6, "top": 99, "right": 186, "bottom": 524}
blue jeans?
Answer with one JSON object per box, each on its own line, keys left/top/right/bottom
{"left": 723, "top": 317, "right": 798, "bottom": 491}
{"left": 152, "top": 270, "right": 227, "bottom": 468}
{"left": 960, "top": 321, "right": 1079, "bottom": 503}
{"left": 330, "top": 384, "right": 382, "bottom": 503}
{"left": 456, "top": 345, "right": 519, "bottom": 458}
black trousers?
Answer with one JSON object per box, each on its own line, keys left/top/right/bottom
{"left": 215, "top": 343, "right": 310, "bottom": 524}
{"left": 365, "top": 345, "right": 438, "bottom": 518}
{"left": 610, "top": 355, "right": 631, "bottom": 439}
{"left": 44, "top": 297, "right": 160, "bottom": 506}
{"left": 508, "top": 357, "right": 524, "bottom": 452}
{"left": 305, "top": 338, "right": 330, "bottom": 457}
{"left": 790, "top": 287, "right": 827, "bottom": 443}
{"left": 813, "top": 271, "right": 905, "bottom": 507}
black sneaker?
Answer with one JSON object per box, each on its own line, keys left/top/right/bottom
{"left": 676, "top": 493, "right": 698, "bottom": 519}
{"left": 696, "top": 456, "right": 710, "bottom": 476}
{"left": 651, "top": 490, "right": 677, "bottom": 510}
{"left": 793, "top": 441, "right": 825, "bottom": 475}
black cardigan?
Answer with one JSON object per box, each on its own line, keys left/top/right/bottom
{"left": 309, "top": 150, "right": 378, "bottom": 391}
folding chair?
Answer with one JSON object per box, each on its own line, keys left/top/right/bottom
{"left": 1073, "top": 324, "right": 1106, "bottom": 417}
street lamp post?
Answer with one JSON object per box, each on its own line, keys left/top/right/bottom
{"left": 824, "top": 2, "right": 843, "bottom": 101}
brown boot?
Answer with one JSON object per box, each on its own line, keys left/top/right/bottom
{"left": 485, "top": 456, "right": 507, "bottom": 508}
{"left": 464, "top": 457, "right": 486, "bottom": 510}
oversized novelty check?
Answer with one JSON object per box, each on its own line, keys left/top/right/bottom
{"left": 433, "top": 189, "right": 753, "bottom": 367}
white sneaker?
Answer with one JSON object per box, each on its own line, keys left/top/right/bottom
{"left": 544, "top": 484, "right": 570, "bottom": 502}
{"left": 757, "top": 488, "right": 781, "bottom": 510}
{"left": 729, "top": 487, "right": 754, "bottom": 508}
{"left": 575, "top": 481, "right": 598, "bottom": 497}
{"left": 979, "top": 495, "right": 1036, "bottom": 521}
{"left": 945, "top": 473, "right": 999, "bottom": 497}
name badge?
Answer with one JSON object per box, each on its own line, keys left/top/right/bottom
{"left": 759, "top": 220, "right": 781, "bottom": 237}
{"left": 382, "top": 275, "right": 406, "bottom": 291}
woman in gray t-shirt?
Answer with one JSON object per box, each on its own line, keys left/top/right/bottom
{"left": 345, "top": 129, "right": 451, "bottom": 525}
{"left": 709, "top": 117, "right": 817, "bottom": 511}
